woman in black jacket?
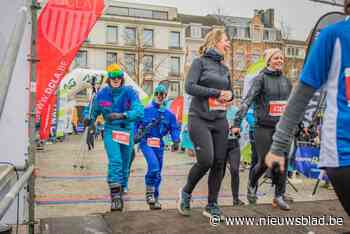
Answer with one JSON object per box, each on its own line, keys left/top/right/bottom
{"left": 232, "top": 48, "right": 292, "bottom": 210}
{"left": 177, "top": 29, "right": 234, "bottom": 219}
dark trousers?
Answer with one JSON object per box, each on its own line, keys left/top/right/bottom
{"left": 183, "top": 116, "right": 229, "bottom": 204}
{"left": 249, "top": 130, "right": 258, "bottom": 178}
{"left": 326, "top": 166, "right": 350, "bottom": 216}
{"left": 225, "top": 139, "right": 241, "bottom": 200}
{"left": 250, "top": 126, "right": 288, "bottom": 197}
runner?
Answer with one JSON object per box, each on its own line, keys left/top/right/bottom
{"left": 89, "top": 64, "right": 144, "bottom": 211}
{"left": 137, "top": 84, "right": 180, "bottom": 210}
{"left": 232, "top": 48, "right": 293, "bottom": 210}
{"left": 177, "top": 28, "right": 234, "bottom": 219}
{"left": 266, "top": 0, "right": 350, "bottom": 215}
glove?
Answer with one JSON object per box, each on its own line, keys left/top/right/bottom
{"left": 107, "top": 112, "right": 126, "bottom": 121}
{"left": 172, "top": 141, "right": 180, "bottom": 151}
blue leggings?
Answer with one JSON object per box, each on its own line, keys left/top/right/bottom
{"left": 140, "top": 143, "right": 164, "bottom": 198}
{"left": 104, "top": 128, "right": 133, "bottom": 189}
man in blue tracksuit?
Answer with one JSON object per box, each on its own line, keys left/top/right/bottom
{"left": 89, "top": 64, "right": 144, "bottom": 211}
{"left": 137, "top": 84, "right": 180, "bottom": 210}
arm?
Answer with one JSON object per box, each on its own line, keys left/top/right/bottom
{"left": 269, "top": 82, "right": 317, "bottom": 157}
{"left": 185, "top": 58, "right": 221, "bottom": 98}
{"left": 89, "top": 96, "right": 101, "bottom": 127}
{"left": 168, "top": 113, "right": 181, "bottom": 143}
{"left": 124, "top": 88, "right": 144, "bottom": 121}
{"left": 233, "top": 76, "right": 263, "bottom": 128}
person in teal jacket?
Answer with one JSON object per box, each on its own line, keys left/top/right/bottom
{"left": 89, "top": 64, "right": 144, "bottom": 211}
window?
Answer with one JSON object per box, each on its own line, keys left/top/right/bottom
{"left": 263, "top": 30, "right": 275, "bottom": 41}
{"left": 152, "top": 11, "right": 168, "bottom": 20}
{"left": 143, "top": 55, "right": 153, "bottom": 73}
{"left": 143, "top": 29, "right": 153, "bottom": 47}
{"left": 129, "top": 8, "right": 153, "bottom": 18}
{"left": 108, "top": 6, "right": 129, "bottom": 16}
{"left": 227, "top": 26, "right": 238, "bottom": 39}
{"left": 289, "top": 64, "right": 299, "bottom": 79}
{"left": 124, "top": 54, "right": 135, "bottom": 75}
{"left": 125, "top": 27, "right": 136, "bottom": 45}
{"left": 106, "top": 26, "right": 118, "bottom": 43}
{"left": 107, "top": 6, "right": 168, "bottom": 20}
{"left": 142, "top": 80, "right": 153, "bottom": 96}
{"left": 236, "top": 27, "right": 250, "bottom": 39}
{"left": 252, "top": 29, "right": 262, "bottom": 42}
{"left": 191, "top": 26, "right": 201, "bottom": 39}
{"left": 75, "top": 50, "right": 87, "bottom": 67}
{"left": 106, "top": 52, "right": 117, "bottom": 66}
{"left": 234, "top": 51, "right": 245, "bottom": 71}
{"left": 201, "top": 27, "right": 211, "bottom": 38}
{"left": 168, "top": 81, "right": 180, "bottom": 98}
{"left": 169, "top": 31, "right": 180, "bottom": 49}
{"left": 170, "top": 57, "right": 180, "bottom": 76}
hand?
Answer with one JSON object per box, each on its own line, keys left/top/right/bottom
{"left": 303, "top": 128, "right": 310, "bottom": 136}
{"left": 231, "top": 127, "right": 240, "bottom": 136}
{"left": 107, "top": 113, "right": 126, "bottom": 121}
{"left": 219, "top": 90, "right": 232, "bottom": 102}
{"left": 265, "top": 152, "right": 285, "bottom": 172}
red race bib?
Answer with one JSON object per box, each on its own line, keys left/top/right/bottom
{"left": 346, "top": 68, "right": 350, "bottom": 107}
{"left": 269, "top": 101, "right": 287, "bottom": 117}
{"left": 112, "top": 131, "right": 130, "bottom": 145}
{"left": 147, "top": 137, "right": 161, "bottom": 148}
{"left": 208, "top": 97, "right": 227, "bottom": 111}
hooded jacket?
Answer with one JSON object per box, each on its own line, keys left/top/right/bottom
{"left": 185, "top": 48, "right": 234, "bottom": 121}
{"left": 234, "top": 68, "right": 292, "bottom": 128}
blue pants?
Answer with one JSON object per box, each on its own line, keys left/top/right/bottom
{"left": 140, "top": 142, "right": 164, "bottom": 198}
{"left": 104, "top": 128, "right": 134, "bottom": 189}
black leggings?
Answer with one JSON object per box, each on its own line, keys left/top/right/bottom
{"left": 250, "top": 126, "right": 288, "bottom": 197}
{"left": 183, "top": 116, "right": 229, "bottom": 204}
{"left": 225, "top": 139, "right": 241, "bottom": 200}
{"left": 326, "top": 166, "right": 350, "bottom": 216}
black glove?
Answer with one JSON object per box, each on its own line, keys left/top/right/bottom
{"left": 172, "top": 141, "right": 180, "bottom": 151}
{"left": 107, "top": 113, "right": 126, "bottom": 121}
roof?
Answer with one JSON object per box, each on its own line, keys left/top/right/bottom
{"left": 284, "top": 39, "right": 307, "bottom": 46}
{"left": 207, "top": 15, "right": 251, "bottom": 27}
{"left": 178, "top": 14, "right": 224, "bottom": 26}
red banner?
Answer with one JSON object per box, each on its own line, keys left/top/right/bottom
{"left": 170, "top": 96, "right": 184, "bottom": 124}
{"left": 36, "top": 0, "right": 104, "bottom": 139}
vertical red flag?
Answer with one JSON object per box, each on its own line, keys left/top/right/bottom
{"left": 36, "top": 0, "right": 104, "bottom": 140}
{"left": 170, "top": 96, "right": 184, "bottom": 124}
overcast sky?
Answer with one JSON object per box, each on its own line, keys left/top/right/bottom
{"left": 124, "top": 0, "right": 341, "bottom": 40}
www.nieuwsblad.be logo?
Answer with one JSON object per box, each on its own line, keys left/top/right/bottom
{"left": 40, "top": 0, "right": 98, "bottom": 55}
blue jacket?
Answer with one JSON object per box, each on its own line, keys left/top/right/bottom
{"left": 90, "top": 85, "right": 144, "bottom": 130}
{"left": 137, "top": 101, "right": 180, "bottom": 147}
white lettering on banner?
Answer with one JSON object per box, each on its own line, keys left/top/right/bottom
{"left": 36, "top": 60, "right": 68, "bottom": 120}
{"left": 50, "top": 0, "right": 96, "bottom": 11}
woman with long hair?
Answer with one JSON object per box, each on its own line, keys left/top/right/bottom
{"left": 177, "top": 28, "right": 234, "bottom": 219}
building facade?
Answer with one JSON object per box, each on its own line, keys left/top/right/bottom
{"left": 73, "top": 0, "right": 186, "bottom": 98}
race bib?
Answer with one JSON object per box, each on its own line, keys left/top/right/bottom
{"left": 345, "top": 68, "right": 350, "bottom": 107}
{"left": 147, "top": 137, "right": 161, "bottom": 148}
{"left": 269, "top": 100, "right": 287, "bottom": 117}
{"left": 208, "top": 97, "right": 227, "bottom": 111}
{"left": 112, "top": 131, "right": 130, "bottom": 145}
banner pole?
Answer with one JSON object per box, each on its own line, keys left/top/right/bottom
{"left": 28, "top": 0, "right": 40, "bottom": 233}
